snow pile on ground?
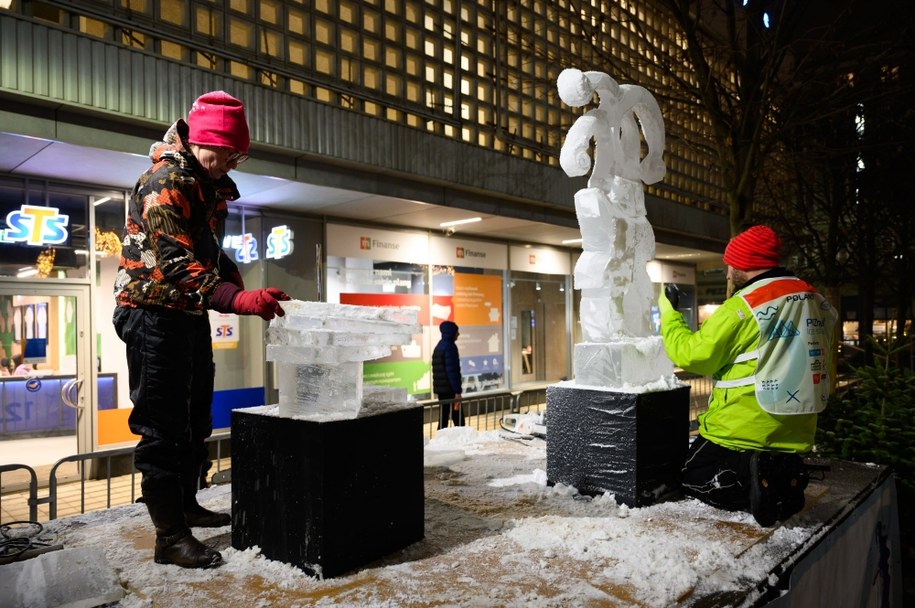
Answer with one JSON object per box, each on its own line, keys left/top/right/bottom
{"left": 19, "top": 426, "right": 814, "bottom": 607}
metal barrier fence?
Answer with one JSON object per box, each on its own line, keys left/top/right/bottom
{"left": 677, "top": 373, "right": 713, "bottom": 424}
{"left": 0, "top": 432, "right": 231, "bottom": 524}
{"left": 1, "top": 379, "right": 707, "bottom": 524}
{"left": 418, "top": 385, "right": 549, "bottom": 438}
{"left": 0, "top": 463, "right": 39, "bottom": 522}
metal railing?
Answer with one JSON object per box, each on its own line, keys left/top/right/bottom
{"left": 0, "top": 432, "right": 232, "bottom": 524}
{"left": 418, "top": 386, "right": 549, "bottom": 438}
{"left": 0, "top": 463, "right": 39, "bottom": 522}
{"left": 1, "top": 381, "right": 707, "bottom": 524}
{"left": 676, "top": 372, "right": 713, "bottom": 424}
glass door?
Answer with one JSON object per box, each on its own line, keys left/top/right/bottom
{"left": 0, "top": 284, "right": 93, "bottom": 473}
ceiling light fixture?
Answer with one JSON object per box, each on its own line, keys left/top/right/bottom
{"left": 562, "top": 238, "right": 583, "bottom": 245}
{"left": 93, "top": 196, "right": 112, "bottom": 206}
{"left": 439, "top": 217, "right": 482, "bottom": 228}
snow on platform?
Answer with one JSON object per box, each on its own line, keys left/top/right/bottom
{"left": 19, "top": 429, "right": 902, "bottom": 607}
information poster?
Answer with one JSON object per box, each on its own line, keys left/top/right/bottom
{"left": 339, "top": 293, "right": 428, "bottom": 395}
{"left": 452, "top": 273, "right": 504, "bottom": 393}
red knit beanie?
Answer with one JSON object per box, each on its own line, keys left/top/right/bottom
{"left": 187, "top": 91, "right": 250, "bottom": 154}
{"left": 723, "top": 225, "right": 781, "bottom": 271}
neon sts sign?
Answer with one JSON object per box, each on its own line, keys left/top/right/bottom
{"left": 266, "top": 225, "right": 294, "bottom": 260}
{"left": 223, "top": 225, "right": 296, "bottom": 264}
{"left": 0, "top": 205, "right": 70, "bottom": 246}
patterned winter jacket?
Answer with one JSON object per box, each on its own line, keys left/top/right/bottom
{"left": 114, "top": 119, "right": 242, "bottom": 313}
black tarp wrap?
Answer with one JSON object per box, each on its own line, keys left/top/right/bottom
{"left": 231, "top": 406, "right": 425, "bottom": 578}
{"left": 546, "top": 384, "right": 690, "bottom": 507}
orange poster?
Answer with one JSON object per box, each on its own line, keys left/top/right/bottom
{"left": 453, "top": 273, "right": 502, "bottom": 326}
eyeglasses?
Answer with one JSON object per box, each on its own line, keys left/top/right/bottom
{"left": 215, "top": 147, "right": 249, "bottom": 165}
{"left": 225, "top": 150, "right": 249, "bottom": 165}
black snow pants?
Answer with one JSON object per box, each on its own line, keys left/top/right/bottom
{"left": 681, "top": 435, "right": 752, "bottom": 511}
{"left": 113, "top": 306, "right": 215, "bottom": 499}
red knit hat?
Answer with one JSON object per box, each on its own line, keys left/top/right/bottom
{"left": 723, "top": 225, "right": 781, "bottom": 271}
{"left": 187, "top": 91, "right": 250, "bottom": 154}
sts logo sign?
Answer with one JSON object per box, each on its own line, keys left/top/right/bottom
{"left": 0, "top": 205, "right": 70, "bottom": 246}
{"left": 266, "top": 225, "right": 294, "bottom": 260}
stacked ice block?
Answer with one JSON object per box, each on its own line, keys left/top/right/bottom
{"left": 266, "top": 300, "right": 420, "bottom": 419}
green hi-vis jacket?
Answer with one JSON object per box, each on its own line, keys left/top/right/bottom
{"left": 660, "top": 269, "right": 836, "bottom": 453}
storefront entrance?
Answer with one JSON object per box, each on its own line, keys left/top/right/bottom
{"left": 0, "top": 284, "right": 94, "bottom": 471}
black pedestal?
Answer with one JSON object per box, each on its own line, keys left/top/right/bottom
{"left": 546, "top": 384, "right": 690, "bottom": 507}
{"left": 231, "top": 406, "right": 424, "bottom": 578}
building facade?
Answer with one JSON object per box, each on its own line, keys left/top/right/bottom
{"left": 0, "top": 0, "right": 729, "bottom": 461}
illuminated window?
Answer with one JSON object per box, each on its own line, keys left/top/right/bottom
{"left": 364, "top": 65, "right": 381, "bottom": 89}
{"left": 120, "top": 0, "right": 147, "bottom": 13}
{"left": 288, "top": 9, "right": 306, "bottom": 35}
{"left": 195, "top": 6, "right": 221, "bottom": 37}
{"left": 79, "top": 16, "right": 109, "bottom": 39}
{"left": 160, "top": 40, "right": 186, "bottom": 61}
{"left": 159, "top": 0, "right": 185, "bottom": 26}
{"left": 315, "top": 49, "right": 334, "bottom": 76}
{"left": 340, "top": 1, "right": 356, "bottom": 24}
{"left": 340, "top": 28, "right": 357, "bottom": 53}
{"left": 363, "top": 39, "right": 380, "bottom": 62}
{"left": 259, "top": 0, "right": 280, "bottom": 24}
{"left": 196, "top": 51, "right": 217, "bottom": 71}
{"left": 260, "top": 29, "right": 282, "bottom": 59}
{"left": 315, "top": 18, "right": 334, "bottom": 45}
{"left": 363, "top": 9, "right": 380, "bottom": 33}
{"left": 289, "top": 40, "right": 308, "bottom": 66}
{"left": 229, "top": 60, "right": 251, "bottom": 79}
{"left": 121, "top": 29, "right": 146, "bottom": 50}
{"left": 229, "top": 0, "right": 249, "bottom": 15}
{"left": 229, "top": 17, "right": 253, "bottom": 48}
{"left": 385, "top": 73, "right": 402, "bottom": 96}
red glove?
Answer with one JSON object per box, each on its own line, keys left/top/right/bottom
{"left": 231, "top": 287, "right": 291, "bottom": 320}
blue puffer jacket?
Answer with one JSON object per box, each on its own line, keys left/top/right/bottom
{"left": 432, "top": 321, "right": 462, "bottom": 397}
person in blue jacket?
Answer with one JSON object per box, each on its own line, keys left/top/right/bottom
{"left": 432, "top": 321, "right": 464, "bottom": 428}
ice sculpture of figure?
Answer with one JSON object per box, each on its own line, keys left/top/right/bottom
{"left": 558, "top": 68, "right": 674, "bottom": 388}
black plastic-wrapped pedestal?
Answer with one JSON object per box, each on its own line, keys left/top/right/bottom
{"left": 546, "top": 384, "right": 690, "bottom": 507}
{"left": 231, "top": 406, "right": 424, "bottom": 578}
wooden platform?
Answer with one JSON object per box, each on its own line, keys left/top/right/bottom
{"left": 17, "top": 432, "right": 904, "bottom": 607}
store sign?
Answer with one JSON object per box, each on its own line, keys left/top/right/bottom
{"left": 429, "top": 235, "right": 507, "bottom": 270}
{"left": 210, "top": 311, "right": 239, "bottom": 349}
{"left": 509, "top": 245, "right": 571, "bottom": 275}
{"left": 327, "top": 223, "right": 427, "bottom": 264}
{"left": 222, "top": 225, "right": 295, "bottom": 264}
{"left": 0, "top": 205, "right": 70, "bottom": 246}
{"left": 266, "top": 225, "right": 294, "bottom": 260}
{"left": 223, "top": 233, "right": 259, "bottom": 264}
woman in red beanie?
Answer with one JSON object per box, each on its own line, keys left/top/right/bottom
{"left": 658, "top": 225, "right": 837, "bottom": 527}
{"left": 113, "top": 91, "right": 290, "bottom": 568}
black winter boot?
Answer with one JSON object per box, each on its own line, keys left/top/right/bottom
{"left": 145, "top": 487, "right": 223, "bottom": 568}
{"left": 184, "top": 466, "right": 231, "bottom": 528}
{"left": 155, "top": 530, "right": 223, "bottom": 568}
{"left": 185, "top": 503, "right": 231, "bottom": 528}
